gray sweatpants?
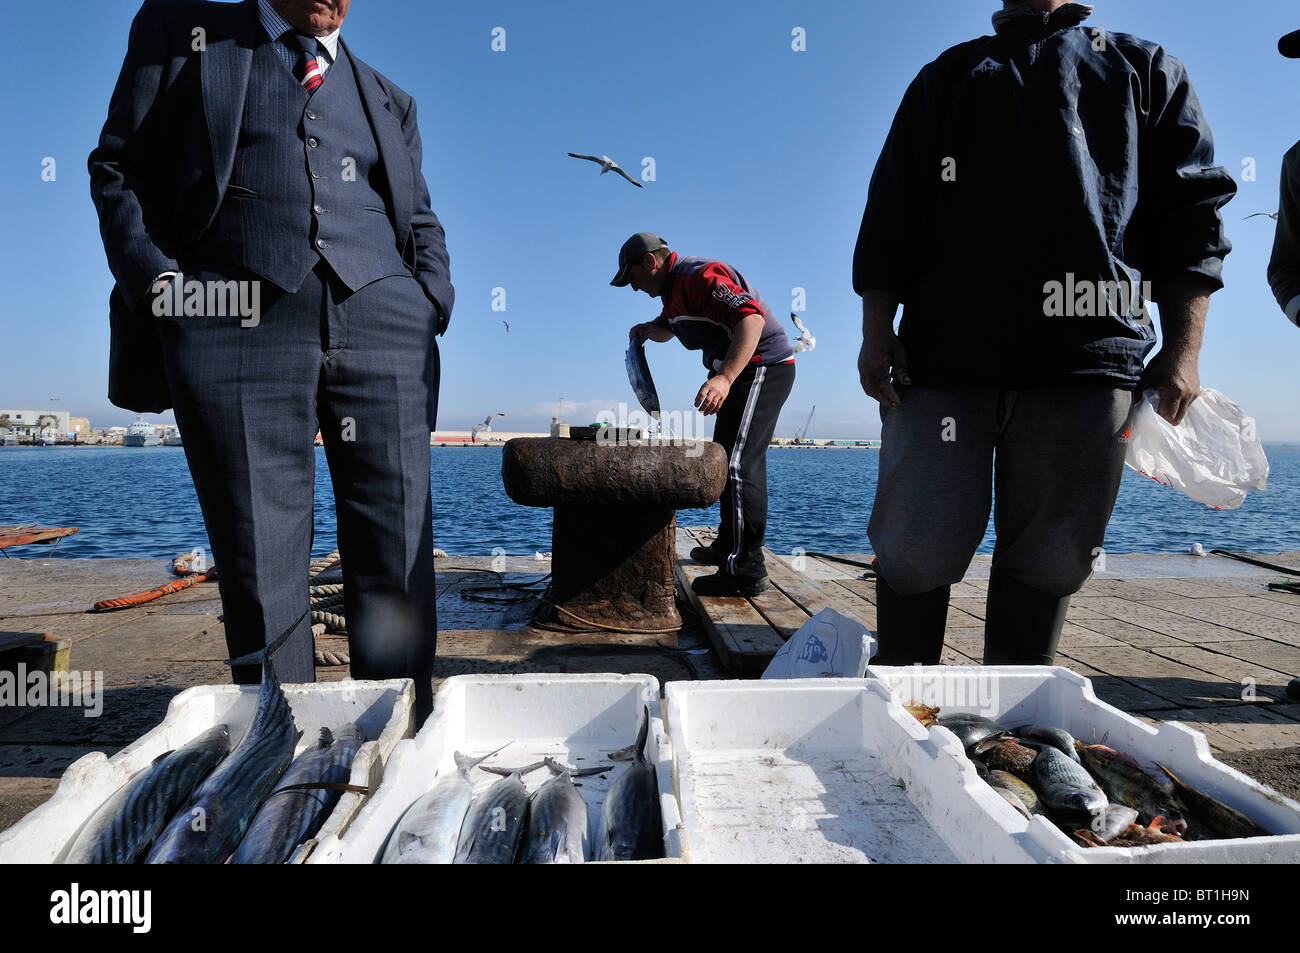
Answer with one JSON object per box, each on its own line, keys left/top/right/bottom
{"left": 867, "top": 384, "right": 1133, "bottom": 598}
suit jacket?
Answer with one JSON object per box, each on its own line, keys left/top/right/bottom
{"left": 90, "top": 0, "right": 455, "bottom": 413}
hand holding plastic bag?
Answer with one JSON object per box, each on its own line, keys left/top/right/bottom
{"left": 1123, "top": 388, "right": 1268, "bottom": 510}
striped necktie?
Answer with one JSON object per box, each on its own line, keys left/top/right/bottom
{"left": 285, "top": 31, "right": 323, "bottom": 94}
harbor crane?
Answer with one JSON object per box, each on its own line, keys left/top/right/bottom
{"left": 794, "top": 405, "right": 816, "bottom": 444}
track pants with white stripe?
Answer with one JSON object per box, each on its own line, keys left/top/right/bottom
{"left": 709, "top": 361, "right": 796, "bottom": 579}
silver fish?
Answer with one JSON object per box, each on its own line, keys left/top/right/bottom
{"left": 625, "top": 341, "right": 661, "bottom": 422}
{"left": 936, "top": 713, "right": 1004, "bottom": 750}
{"left": 228, "top": 724, "right": 363, "bottom": 864}
{"left": 57, "top": 725, "right": 231, "bottom": 864}
{"left": 987, "top": 769, "right": 1045, "bottom": 816}
{"left": 598, "top": 706, "right": 661, "bottom": 861}
{"left": 520, "top": 769, "right": 588, "bottom": 864}
{"left": 381, "top": 748, "right": 504, "bottom": 865}
{"left": 1014, "top": 724, "right": 1081, "bottom": 763}
{"left": 145, "top": 643, "right": 300, "bottom": 863}
{"left": 453, "top": 769, "right": 529, "bottom": 864}
{"left": 1034, "top": 746, "right": 1108, "bottom": 833}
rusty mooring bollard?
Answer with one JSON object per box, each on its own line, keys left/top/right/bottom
{"left": 501, "top": 436, "right": 726, "bottom": 634}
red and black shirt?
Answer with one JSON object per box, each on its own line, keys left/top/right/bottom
{"left": 657, "top": 253, "right": 794, "bottom": 372}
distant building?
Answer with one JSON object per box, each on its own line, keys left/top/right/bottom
{"left": 68, "top": 417, "right": 91, "bottom": 434}
{"left": 0, "top": 409, "right": 71, "bottom": 435}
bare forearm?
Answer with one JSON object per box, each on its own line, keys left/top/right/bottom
{"left": 1153, "top": 277, "right": 1211, "bottom": 358}
{"left": 643, "top": 316, "right": 674, "bottom": 342}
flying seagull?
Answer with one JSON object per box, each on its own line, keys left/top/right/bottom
{"left": 479, "top": 413, "right": 504, "bottom": 428}
{"left": 790, "top": 313, "right": 816, "bottom": 354}
{"left": 1244, "top": 211, "right": 1279, "bottom": 220}
{"left": 503, "top": 320, "right": 510, "bottom": 333}
{"left": 567, "top": 152, "right": 643, "bottom": 188}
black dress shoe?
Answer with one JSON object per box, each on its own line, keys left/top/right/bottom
{"left": 691, "top": 572, "right": 770, "bottom": 597}
{"left": 689, "top": 545, "right": 723, "bottom": 565}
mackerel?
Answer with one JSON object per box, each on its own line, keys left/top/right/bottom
{"left": 381, "top": 748, "right": 504, "bottom": 864}
{"left": 145, "top": 637, "right": 300, "bottom": 863}
{"left": 598, "top": 706, "right": 661, "bottom": 861}
{"left": 56, "top": 725, "right": 231, "bottom": 864}
{"left": 228, "top": 724, "right": 363, "bottom": 864}
{"left": 625, "top": 341, "right": 662, "bottom": 423}
{"left": 453, "top": 769, "right": 529, "bottom": 864}
{"left": 520, "top": 769, "right": 588, "bottom": 864}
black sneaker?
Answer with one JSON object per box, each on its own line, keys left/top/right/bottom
{"left": 691, "top": 572, "right": 770, "bottom": 597}
{"left": 689, "top": 545, "right": 724, "bottom": 565}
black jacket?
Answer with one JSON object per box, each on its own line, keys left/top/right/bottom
{"left": 853, "top": 5, "right": 1235, "bottom": 388}
{"left": 1267, "top": 141, "right": 1300, "bottom": 327}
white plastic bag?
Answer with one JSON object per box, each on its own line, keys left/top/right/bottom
{"left": 1123, "top": 388, "right": 1268, "bottom": 510}
{"left": 762, "top": 608, "right": 875, "bottom": 679}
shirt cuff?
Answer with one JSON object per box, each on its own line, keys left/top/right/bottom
{"left": 1286, "top": 295, "right": 1300, "bottom": 328}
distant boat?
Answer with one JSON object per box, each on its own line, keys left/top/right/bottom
{"left": 160, "top": 426, "right": 183, "bottom": 446}
{"left": 38, "top": 433, "right": 56, "bottom": 446}
{"left": 124, "top": 417, "right": 159, "bottom": 447}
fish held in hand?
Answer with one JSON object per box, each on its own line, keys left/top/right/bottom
{"left": 57, "top": 725, "right": 231, "bottom": 865}
{"left": 598, "top": 705, "right": 662, "bottom": 861}
{"left": 625, "top": 341, "right": 662, "bottom": 423}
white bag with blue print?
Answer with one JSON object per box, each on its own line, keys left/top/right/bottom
{"left": 762, "top": 608, "right": 875, "bottom": 679}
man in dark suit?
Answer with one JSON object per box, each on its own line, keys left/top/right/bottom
{"left": 90, "top": 0, "right": 454, "bottom": 720}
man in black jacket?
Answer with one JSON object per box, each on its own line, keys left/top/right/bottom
{"left": 1269, "top": 29, "right": 1300, "bottom": 330}
{"left": 854, "top": 0, "right": 1235, "bottom": 666}
{"left": 1270, "top": 27, "right": 1300, "bottom": 703}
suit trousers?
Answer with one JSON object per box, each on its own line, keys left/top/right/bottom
{"left": 154, "top": 259, "right": 439, "bottom": 715}
{"left": 709, "top": 361, "right": 796, "bottom": 579}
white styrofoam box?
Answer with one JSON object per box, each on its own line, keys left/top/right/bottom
{"left": 665, "top": 679, "right": 1060, "bottom": 864}
{"left": 311, "top": 673, "right": 679, "bottom": 863}
{"left": 0, "top": 678, "right": 413, "bottom": 864}
{"left": 868, "top": 665, "right": 1300, "bottom": 863}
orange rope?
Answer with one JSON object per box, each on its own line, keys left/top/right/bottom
{"left": 91, "top": 569, "right": 217, "bottom": 612}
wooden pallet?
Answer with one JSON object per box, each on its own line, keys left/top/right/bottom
{"left": 674, "top": 528, "right": 874, "bottom": 676}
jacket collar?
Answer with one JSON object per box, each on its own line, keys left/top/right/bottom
{"left": 992, "top": 2, "right": 1094, "bottom": 35}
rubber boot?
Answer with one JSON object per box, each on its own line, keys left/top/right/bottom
{"left": 871, "top": 575, "right": 950, "bottom": 665}
{"left": 982, "top": 570, "right": 1071, "bottom": 665}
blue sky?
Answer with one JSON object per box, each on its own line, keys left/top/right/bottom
{"left": 2, "top": 0, "right": 1299, "bottom": 439}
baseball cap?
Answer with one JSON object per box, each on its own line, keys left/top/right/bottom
{"left": 610, "top": 233, "right": 668, "bottom": 287}
{"left": 1281, "top": 29, "right": 1300, "bottom": 58}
